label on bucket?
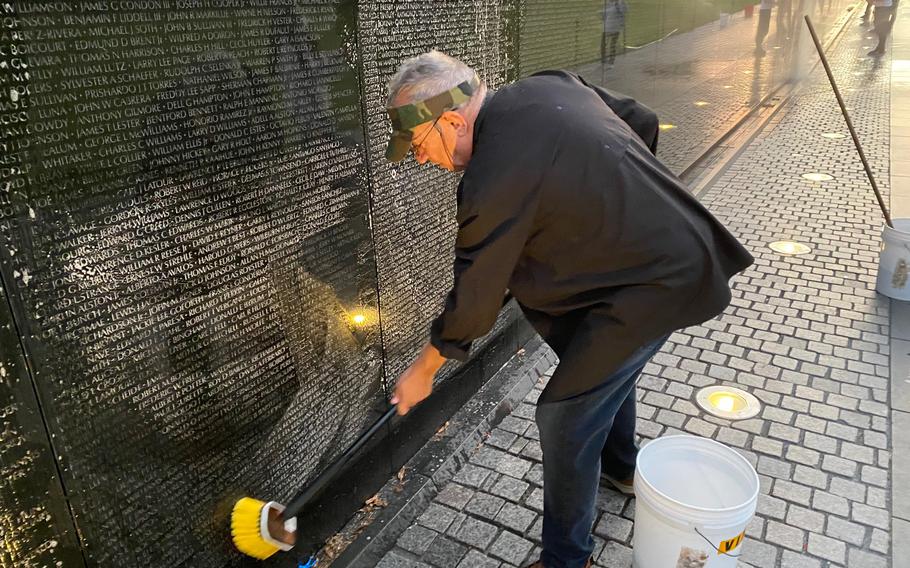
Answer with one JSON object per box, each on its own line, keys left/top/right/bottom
{"left": 718, "top": 531, "right": 745, "bottom": 554}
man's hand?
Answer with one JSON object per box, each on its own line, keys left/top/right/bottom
{"left": 391, "top": 343, "right": 447, "bottom": 415}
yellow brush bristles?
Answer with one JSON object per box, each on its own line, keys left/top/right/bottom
{"left": 231, "top": 497, "right": 280, "bottom": 560}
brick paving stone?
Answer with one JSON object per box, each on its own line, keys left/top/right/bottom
{"left": 807, "top": 533, "right": 846, "bottom": 564}
{"left": 780, "top": 550, "right": 821, "bottom": 568}
{"left": 494, "top": 502, "right": 536, "bottom": 533}
{"left": 765, "top": 521, "right": 806, "bottom": 551}
{"left": 597, "top": 540, "right": 633, "bottom": 568}
{"left": 829, "top": 477, "right": 866, "bottom": 503}
{"left": 487, "top": 531, "right": 533, "bottom": 566}
{"left": 472, "top": 447, "right": 535, "bottom": 479}
{"left": 465, "top": 493, "right": 505, "bottom": 520}
{"left": 757, "top": 494, "right": 788, "bottom": 520}
{"left": 448, "top": 516, "right": 499, "bottom": 549}
{"left": 825, "top": 516, "right": 866, "bottom": 547}
{"left": 527, "top": 516, "right": 543, "bottom": 543}
{"left": 785, "top": 505, "right": 825, "bottom": 534}
{"left": 594, "top": 487, "right": 628, "bottom": 515}
{"left": 457, "top": 550, "right": 501, "bottom": 568}
{"left": 851, "top": 503, "right": 889, "bottom": 530}
{"left": 525, "top": 487, "right": 544, "bottom": 512}
{"left": 846, "top": 548, "right": 887, "bottom": 568}
{"left": 436, "top": 484, "right": 474, "bottom": 510}
{"left": 741, "top": 540, "right": 780, "bottom": 568}
{"left": 772, "top": 480, "right": 812, "bottom": 507}
{"left": 397, "top": 525, "right": 439, "bottom": 555}
{"left": 453, "top": 464, "right": 494, "bottom": 488}
{"left": 792, "top": 465, "right": 828, "bottom": 490}
{"left": 488, "top": 428, "right": 519, "bottom": 450}
{"left": 593, "top": 513, "right": 633, "bottom": 542}
{"left": 525, "top": 463, "right": 544, "bottom": 486}
{"left": 418, "top": 504, "right": 460, "bottom": 534}
{"left": 377, "top": 551, "right": 433, "bottom": 568}
{"left": 423, "top": 536, "right": 468, "bottom": 567}
{"left": 490, "top": 476, "right": 530, "bottom": 502}
{"left": 870, "top": 528, "right": 889, "bottom": 555}
{"left": 867, "top": 486, "right": 887, "bottom": 508}
{"left": 821, "top": 454, "right": 858, "bottom": 477}
{"left": 758, "top": 456, "right": 793, "bottom": 479}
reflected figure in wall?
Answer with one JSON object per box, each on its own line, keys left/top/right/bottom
{"left": 861, "top": 0, "right": 874, "bottom": 23}
{"left": 41, "top": 38, "right": 381, "bottom": 567}
{"left": 755, "top": 0, "right": 775, "bottom": 56}
{"left": 601, "top": 0, "right": 627, "bottom": 69}
{"left": 869, "top": 0, "right": 899, "bottom": 56}
{"left": 777, "top": 0, "right": 794, "bottom": 41}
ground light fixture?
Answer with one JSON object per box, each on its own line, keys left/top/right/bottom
{"left": 769, "top": 240, "right": 812, "bottom": 255}
{"left": 696, "top": 386, "right": 762, "bottom": 420}
{"left": 658, "top": 123, "right": 676, "bottom": 131}
{"left": 801, "top": 172, "right": 834, "bottom": 182}
{"left": 821, "top": 132, "right": 845, "bottom": 139}
{"left": 694, "top": 101, "right": 710, "bottom": 106}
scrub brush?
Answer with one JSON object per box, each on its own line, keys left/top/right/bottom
{"left": 230, "top": 405, "right": 397, "bottom": 560}
{"left": 230, "top": 498, "right": 297, "bottom": 559}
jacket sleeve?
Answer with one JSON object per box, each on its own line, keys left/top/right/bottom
{"left": 429, "top": 120, "right": 543, "bottom": 360}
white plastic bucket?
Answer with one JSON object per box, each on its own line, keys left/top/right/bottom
{"left": 876, "top": 219, "right": 910, "bottom": 300}
{"left": 633, "top": 435, "right": 759, "bottom": 568}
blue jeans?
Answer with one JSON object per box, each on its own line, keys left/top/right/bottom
{"left": 535, "top": 335, "right": 669, "bottom": 568}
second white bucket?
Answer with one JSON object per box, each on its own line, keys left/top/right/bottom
{"left": 633, "top": 435, "right": 759, "bottom": 568}
{"left": 876, "top": 219, "right": 910, "bottom": 300}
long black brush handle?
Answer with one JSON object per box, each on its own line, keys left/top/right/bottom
{"left": 283, "top": 404, "right": 397, "bottom": 519}
{"left": 804, "top": 15, "right": 893, "bottom": 228}
{"left": 282, "top": 292, "right": 515, "bottom": 519}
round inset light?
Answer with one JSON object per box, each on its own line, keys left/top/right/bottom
{"left": 696, "top": 386, "right": 761, "bottom": 420}
{"left": 659, "top": 123, "right": 677, "bottom": 131}
{"left": 801, "top": 172, "right": 834, "bottom": 182}
{"left": 769, "top": 240, "right": 812, "bottom": 255}
{"left": 694, "top": 101, "right": 710, "bottom": 107}
{"left": 723, "top": 85, "right": 733, "bottom": 89}
{"left": 821, "top": 132, "right": 845, "bottom": 139}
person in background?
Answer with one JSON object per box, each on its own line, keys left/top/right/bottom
{"left": 601, "top": 0, "right": 627, "bottom": 68}
{"left": 755, "top": 0, "right": 775, "bottom": 56}
{"left": 869, "top": 0, "right": 899, "bottom": 56}
{"left": 861, "top": 0, "right": 873, "bottom": 23}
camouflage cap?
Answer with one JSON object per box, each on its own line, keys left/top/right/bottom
{"left": 385, "top": 74, "right": 480, "bottom": 162}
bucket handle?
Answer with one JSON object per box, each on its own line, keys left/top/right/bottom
{"left": 694, "top": 527, "right": 743, "bottom": 558}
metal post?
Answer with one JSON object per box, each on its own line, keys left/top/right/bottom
{"left": 804, "top": 15, "right": 893, "bottom": 228}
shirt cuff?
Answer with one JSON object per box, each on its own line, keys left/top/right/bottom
{"left": 429, "top": 317, "right": 472, "bottom": 361}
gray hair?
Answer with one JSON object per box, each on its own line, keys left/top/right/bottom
{"left": 386, "top": 50, "right": 479, "bottom": 107}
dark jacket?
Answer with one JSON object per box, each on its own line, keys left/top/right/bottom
{"left": 430, "top": 70, "right": 753, "bottom": 401}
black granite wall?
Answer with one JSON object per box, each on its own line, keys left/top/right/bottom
{"left": 0, "top": 1, "right": 518, "bottom": 566}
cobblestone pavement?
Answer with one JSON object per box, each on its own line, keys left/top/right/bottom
{"left": 573, "top": 1, "right": 856, "bottom": 174}
{"left": 375, "top": 6, "right": 895, "bottom": 568}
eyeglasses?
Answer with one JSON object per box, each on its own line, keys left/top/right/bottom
{"left": 411, "top": 116, "right": 442, "bottom": 155}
